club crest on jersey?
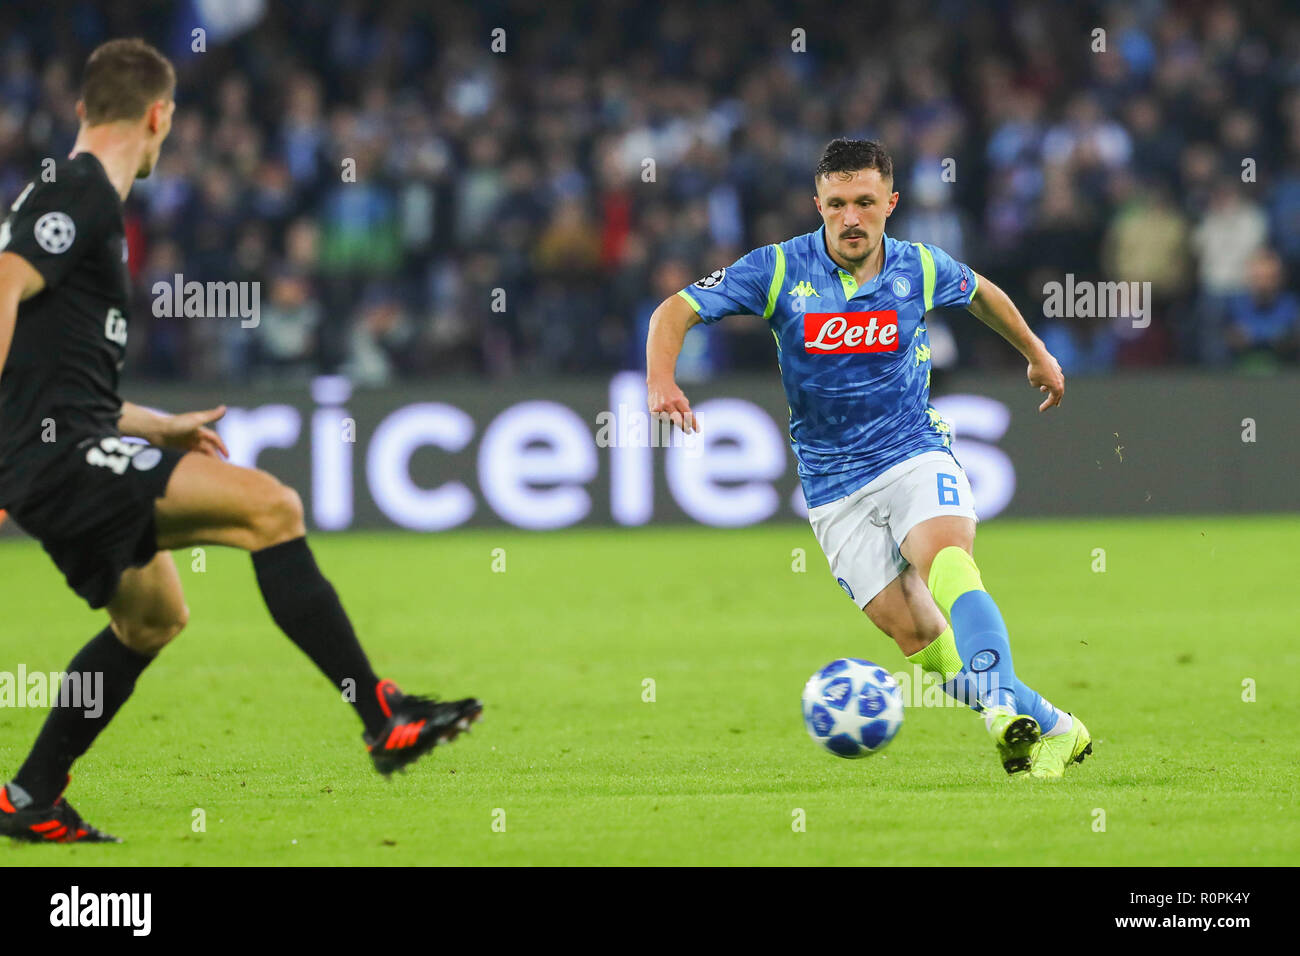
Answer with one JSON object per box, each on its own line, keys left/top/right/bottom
{"left": 693, "top": 268, "right": 725, "bottom": 289}
{"left": 34, "top": 212, "right": 75, "bottom": 254}
{"left": 891, "top": 275, "right": 911, "bottom": 298}
{"left": 804, "top": 312, "right": 899, "bottom": 353}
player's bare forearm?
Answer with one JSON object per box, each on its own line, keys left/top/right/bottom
{"left": 119, "top": 401, "right": 229, "bottom": 457}
{"left": 645, "top": 293, "right": 702, "bottom": 432}
{"left": 968, "top": 273, "right": 1064, "bottom": 411}
{"left": 968, "top": 273, "right": 1045, "bottom": 360}
{"left": 117, "top": 401, "right": 169, "bottom": 443}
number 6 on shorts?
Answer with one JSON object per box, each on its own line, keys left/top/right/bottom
{"left": 937, "top": 473, "right": 960, "bottom": 506}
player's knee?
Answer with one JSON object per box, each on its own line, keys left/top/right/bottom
{"left": 114, "top": 602, "right": 188, "bottom": 655}
{"left": 250, "top": 479, "right": 306, "bottom": 548}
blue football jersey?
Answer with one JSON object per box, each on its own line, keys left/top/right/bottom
{"left": 678, "top": 226, "right": 979, "bottom": 508}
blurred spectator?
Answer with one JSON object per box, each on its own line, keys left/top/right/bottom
{"left": 1191, "top": 184, "right": 1270, "bottom": 362}
{"left": 342, "top": 287, "right": 418, "bottom": 385}
{"left": 1101, "top": 183, "right": 1189, "bottom": 363}
{"left": 256, "top": 274, "right": 322, "bottom": 383}
{"left": 1224, "top": 249, "right": 1300, "bottom": 367}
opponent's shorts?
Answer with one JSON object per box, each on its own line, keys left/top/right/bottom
{"left": 807, "top": 450, "right": 978, "bottom": 608}
{"left": 7, "top": 435, "right": 185, "bottom": 610}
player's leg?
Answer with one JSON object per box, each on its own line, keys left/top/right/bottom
{"left": 863, "top": 567, "right": 986, "bottom": 710}
{"left": 901, "top": 514, "right": 1072, "bottom": 730}
{"left": 153, "top": 452, "right": 480, "bottom": 772}
{"left": 897, "top": 514, "right": 1015, "bottom": 708}
{"left": 884, "top": 452, "right": 1075, "bottom": 771}
{"left": 898, "top": 514, "right": 1046, "bottom": 772}
{"left": 894, "top": 450, "right": 1089, "bottom": 776}
{"left": 155, "top": 452, "right": 392, "bottom": 726}
{"left": 812, "top": 456, "right": 986, "bottom": 709}
{"left": 1, "top": 552, "right": 185, "bottom": 842}
{"left": 809, "top": 477, "right": 965, "bottom": 697}
{"left": 902, "top": 516, "right": 1090, "bottom": 776}
{"left": 862, "top": 566, "right": 946, "bottom": 657}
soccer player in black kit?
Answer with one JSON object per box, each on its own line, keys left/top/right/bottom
{"left": 0, "top": 39, "right": 481, "bottom": 843}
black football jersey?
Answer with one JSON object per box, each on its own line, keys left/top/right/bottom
{"left": 0, "top": 152, "right": 131, "bottom": 506}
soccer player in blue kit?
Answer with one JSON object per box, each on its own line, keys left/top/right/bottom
{"left": 646, "top": 139, "right": 1090, "bottom": 779}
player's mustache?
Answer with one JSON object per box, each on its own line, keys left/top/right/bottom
{"left": 840, "top": 230, "right": 867, "bottom": 239}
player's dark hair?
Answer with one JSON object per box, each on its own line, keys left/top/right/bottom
{"left": 815, "top": 139, "right": 894, "bottom": 186}
{"left": 80, "top": 38, "right": 175, "bottom": 125}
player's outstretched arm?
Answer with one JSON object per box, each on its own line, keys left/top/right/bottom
{"left": 646, "top": 292, "right": 702, "bottom": 433}
{"left": 118, "top": 401, "right": 229, "bottom": 458}
{"left": 967, "top": 272, "right": 1064, "bottom": 412}
{"left": 0, "top": 252, "right": 46, "bottom": 374}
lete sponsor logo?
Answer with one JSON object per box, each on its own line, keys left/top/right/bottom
{"left": 804, "top": 312, "right": 899, "bottom": 353}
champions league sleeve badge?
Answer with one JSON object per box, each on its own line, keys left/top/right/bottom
{"left": 693, "top": 268, "right": 725, "bottom": 289}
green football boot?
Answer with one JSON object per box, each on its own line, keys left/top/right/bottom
{"left": 1028, "top": 715, "right": 1092, "bottom": 780}
{"left": 985, "top": 707, "right": 1041, "bottom": 775}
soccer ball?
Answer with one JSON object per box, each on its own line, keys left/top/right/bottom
{"left": 801, "top": 658, "right": 904, "bottom": 758}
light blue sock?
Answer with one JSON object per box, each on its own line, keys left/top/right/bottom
{"left": 949, "top": 590, "right": 1018, "bottom": 712}
{"left": 930, "top": 546, "right": 1064, "bottom": 730}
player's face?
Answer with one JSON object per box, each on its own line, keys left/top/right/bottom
{"left": 814, "top": 169, "right": 899, "bottom": 264}
{"left": 137, "top": 98, "right": 175, "bottom": 179}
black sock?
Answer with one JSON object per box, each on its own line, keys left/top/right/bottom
{"left": 13, "top": 627, "right": 153, "bottom": 806}
{"left": 251, "top": 536, "right": 387, "bottom": 735}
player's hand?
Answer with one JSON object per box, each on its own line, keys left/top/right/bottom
{"left": 1027, "top": 350, "right": 1064, "bottom": 412}
{"left": 647, "top": 378, "right": 699, "bottom": 433}
{"left": 158, "top": 405, "right": 229, "bottom": 458}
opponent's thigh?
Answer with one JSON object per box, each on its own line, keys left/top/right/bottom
{"left": 155, "top": 452, "right": 303, "bottom": 551}
{"left": 106, "top": 550, "right": 188, "bottom": 654}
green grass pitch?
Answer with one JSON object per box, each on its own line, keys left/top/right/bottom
{"left": 1, "top": 515, "right": 1297, "bottom": 866}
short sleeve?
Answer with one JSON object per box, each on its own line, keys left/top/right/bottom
{"left": 923, "top": 243, "right": 978, "bottom": 309}
{"left": 0, "top": 177, "right": 107, "bottom": 289}
{"left": 677, "top": 245, "right": 777, "bottom": 324}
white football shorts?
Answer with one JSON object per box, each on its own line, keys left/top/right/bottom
{"left": 807, "top": 450, "right": 978, "bottom": 608}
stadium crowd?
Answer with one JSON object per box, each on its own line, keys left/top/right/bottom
{"left": 1, "top": 0, "right": 1298, "bottom": 384}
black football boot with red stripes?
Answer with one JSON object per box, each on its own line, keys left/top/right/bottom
{"left": 364, "top": 679, "right": 483, "bottom": 776}
{"left": 0, "top": 777, "right": 120, "bottom": 844}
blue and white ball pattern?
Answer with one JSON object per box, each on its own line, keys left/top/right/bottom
{"left": 801, "top": 658, "right": 904, "bottom": 758}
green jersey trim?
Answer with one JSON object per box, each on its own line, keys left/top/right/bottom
{"left": 763, "top": 244, "right": 787, "bottom": 320}
{"left": 913, "top": 242, "right": 936, "bottom": 313}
